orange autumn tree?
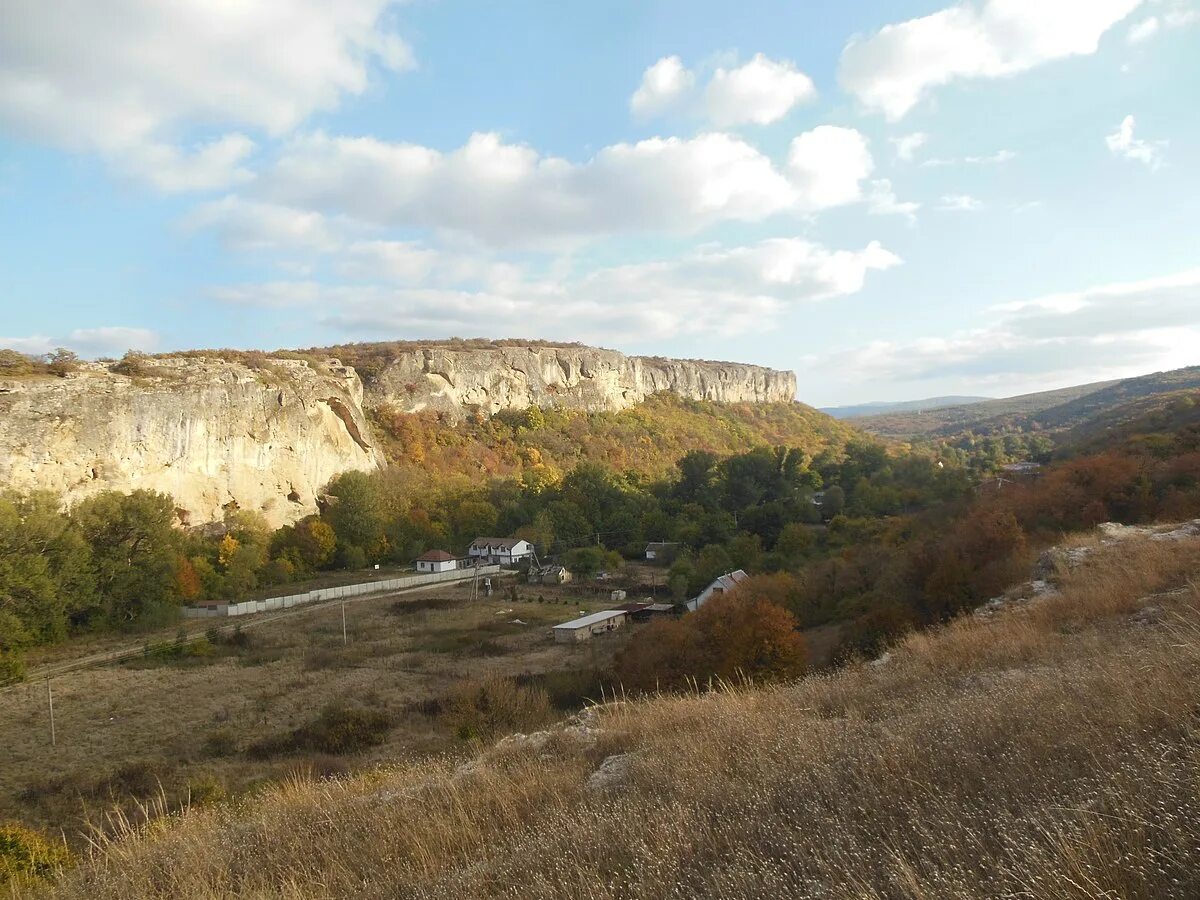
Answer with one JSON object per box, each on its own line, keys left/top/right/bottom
{"left": 615, "top": 589, "right": 807, "bottom": 693}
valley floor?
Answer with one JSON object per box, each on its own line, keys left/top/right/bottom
{"left": 16, "top": 528, "right": 1200, "bottom": 898}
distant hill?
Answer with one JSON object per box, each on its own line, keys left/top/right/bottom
{"left": 850, "top": 367, "right": 1200, "bottom": 439}
{"left": 821, "top": 396, "right": 991, "bottom": 419}
{"left": 1058, "top": 387, "right": 1200, "bottom": 456}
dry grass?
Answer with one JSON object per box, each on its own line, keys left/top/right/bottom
{"left": 0, "top": 582, "right": 622, "bottom": 846}
{"left": 14, "top": 535, "right": 1200, "bottom": 898}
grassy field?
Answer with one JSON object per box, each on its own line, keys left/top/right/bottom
{"left": 0, "top": 573, "right": 632, "bottom": 846}
{"left": 15, "top": 530, "right": 1200, "bottom": 898}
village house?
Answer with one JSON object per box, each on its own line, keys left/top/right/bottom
{"left": 468, "top": 537, "right": 534, "bottom": 566}
{"left": 414, "top": 549, "right": 459, "bottom": 573}
{"left": 553, "top": 608, "right": 628, "bottom": 643}
{"left": 686, "top": 569, "right": 750, "bottom": 612}
{"left": 528, "top": 564, "right": 572, "bottom": 585}
{"left": 644, "top": 541, "right": 680, "bottom": 561}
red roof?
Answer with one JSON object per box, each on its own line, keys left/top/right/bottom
{"left": 417, "top": 550, "right": 454, "bottom": 562}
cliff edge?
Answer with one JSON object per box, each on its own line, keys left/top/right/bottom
{"left": 0, "top": 357, "right": 382, "bottom": 528}
{"left": 0, "top": 343, "right": 797, "bottom": 526}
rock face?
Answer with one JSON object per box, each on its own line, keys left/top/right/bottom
{"left": 0, "top": 345, "right": 796, "bottom": 526}
{"left": 368, "top": 345, "right": 796, "bottom": 416}
{"left": 0, "top": 358, "right": 382, "bottom": 528}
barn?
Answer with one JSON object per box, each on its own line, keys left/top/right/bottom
{"left": 553, "top": 609, "right": 627, "bottom": 643}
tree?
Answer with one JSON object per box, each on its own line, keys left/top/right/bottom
{"left": 72, "top": 490, "right": 179, "bottom": 628}
{"left": 820, "top": 485, "right": 845, "bottom": 518}
{"left": 45, "top": 348, "right": 79, "bottom": 377}
{"left": 675, "top": 450, "right": 720, "bottom": 506}
{"left": 774, "top": 522, "right": 815, "bottom": 568}
{"left": 0, "top": 491, "right": 94, "bottom": 643}
{"left": 615, "top": 590, "right": 807, "bottom": 692}
{"left": 323, "top": 471, "right": 386, "bottom": 559}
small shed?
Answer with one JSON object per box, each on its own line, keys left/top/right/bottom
{"left": 553, "top": 609, "right": 628, "bottom": 643}
{"left": 644, "top": 541, "right": 680, "bottom": 561}
{"left": 529, "top": 564, "right": 572, "bottom": 585}
{"left": 415, "top": 550, "right": 458, "bottom": 573}
{"left": 615, "top": 601, "right": 653, "bottom": 621}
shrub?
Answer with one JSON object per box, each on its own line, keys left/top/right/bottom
{"left": 0, "top": 823, "right": 71, "bottom": 884}
{"left": 110, "top": 350, "right": 151, "bottom": 377}
{"left": 441, "top": 675, "right": 554, "bottom": 741}
{"left": 0, "top": 350, "right": 39, "bottom": 377}
{"left": 246, "top": 704, "right": 394, "bottom": 758}
{"left": 202, "top": 729, "right": 239, "bottom": 757}
{"left": 0, "top": 652, "right": 26, "bottom": 685}
{"left": 186, "top": 774, "right": 227, "bottom": 806}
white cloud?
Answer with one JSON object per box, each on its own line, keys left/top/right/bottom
{"left": 124, "top": 135, "right": 258, "bottom": 193}
{"left": 210, "top": 237, "right": 900, "bottom": 342}
{"left": 922, "top": 148, "right": 1017, "bottom": 166}
{"left": 938, "top": 193, "right": 984, "bottom": 211}
{"left": 0, "top": 335, "right": 55, "bottom": 356}
{"left": 183, "top": 196, "right": 347, "bottom": 253}
{"left": 630, "top": 56, "right": 695, "bottom": 117}
{"left": 1, "top": 327, "right": 158, "bottom": 359}
{"left": 787, "top": 126, "right": 875, "bottom": 209}
{"left": 256, "top": 127, "right": 874, "bottom": 247}
{"left": 1128, "top": 15, "right": 1163, "bottom": 39}
{"left": 0, "top": 0, "right": 412, "bottom": 191}
{"left": 1106, "top": 114, "right": 1167, "bottom": 168}
{"left": 890, "top": 132, "right": 928, "bottom": 161}
{"left": 631, "top": 53, "right": 816, "bottom": 126}
{"left": 1128, "top": 2, "right": 1199, "bottom": 41}
{"left": 703, "top": 54, "right": 818, "bottom": 126}
{"left": 866, "top": 180, "right": 921, "bottom": 222}
{"left": 839, "top": 0, "right": 1143, "bottom": 120}
{"left": 825, "top": 268, "right": 1200, "bottom": 392}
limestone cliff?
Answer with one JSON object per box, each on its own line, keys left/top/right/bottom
{"left": 367, "top": 345, "right": 797, "bottom": 416}
{"left": 0, "top": 344, "right": 796, "bottom": 526}
{"left": 0, "top": 357, "right": 382, "bottom": 528}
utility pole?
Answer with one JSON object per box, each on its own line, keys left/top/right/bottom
{"left": 46, "top": 678, "right": 56, "bottom": 748}
{"left": 341, "top": 602, "right": 347, "bottom": 646}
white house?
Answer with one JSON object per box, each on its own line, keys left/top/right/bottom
{"left": 686, "top": 569, "right": 750, "bottom": 612}
{"left": 415, "top": 550, "right": 458, "bottom": 573}
{"left": 468, "top": 537, "right": 534, "bottom": 566}
{"left": 553, "top": 609, "right": 627, "bottom": 643}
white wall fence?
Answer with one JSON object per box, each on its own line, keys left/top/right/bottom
{"left": 183, "top": 565, "right": 500, "bottom": 619}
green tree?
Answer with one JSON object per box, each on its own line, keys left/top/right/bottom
{"left": 0, "top": 491, "right": 94, "bottom": 643}
{"left": 72, "top": 490, "right": 179, "bottom": 628}
{"left": 323, "top": 471, "right": 386, "bottom": 560}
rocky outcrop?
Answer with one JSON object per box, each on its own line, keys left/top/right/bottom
{"left": 368, "top": 345, "right": 796, "bottom": 417}
{"left": 0, "top": 357, "right": 382, "bottom": 528}
{"left": 0, "top": 344, "right": 797, "bottom": 526}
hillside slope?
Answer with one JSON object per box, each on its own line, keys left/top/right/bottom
{"left": 24, "top": 528, "right": 1200, "bottom": 899}
{"left": 820, "top": 395, "right": 990, "bottom": 419}
{"left": 371, "top": 392, "right": 857, "bottom": 481}
{"left": 853, "top": 365, "right": 1200, "bottom": 440}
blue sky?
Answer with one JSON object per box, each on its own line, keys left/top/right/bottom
{"left": 1, "top": 0, "right": 1198, "bottom": 405}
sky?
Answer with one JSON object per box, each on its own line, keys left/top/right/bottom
{"left": 1, "top": 0, "right": 1198, "bottom": 406}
